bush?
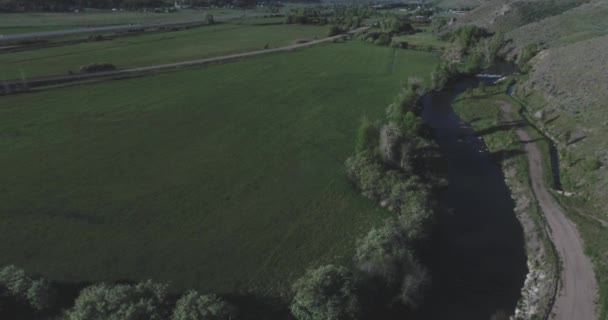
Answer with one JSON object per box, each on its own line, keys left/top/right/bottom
{"left": 206, "top": 14, "right": 214, "bottom": 24}
{"left": 345, "top": 153, "right": 384, "bottom": 199}
{"left": 374, "top": 33, "right": 392, "bottom": 46}
{"left": 88, "top": 35, "right": 105, "bottom": 42}
{"left": 79, "top": 63, "right": 117, "bottom": 73}
{"left": 290, "top": 265, "right": 360, "bottom": 320}
{"left": 354, "top": 221, "right": 429, "bottom": 307}
{"left": 66, "top": 280, "right": 169, "bottom": 320}
{"left": 328, "top": 25, "right": 346, "bottom": 37}
{"left": 172, "top": 291, "right": 238, "bottom": 320}
{"left": 517, "top": 43, "right": 538, "bottom": 73}
{"left": 0, "top": 265, "right": 55, "bottom": 311}
{"left": 355, "top": 117, "right": 379, "bottom": 154}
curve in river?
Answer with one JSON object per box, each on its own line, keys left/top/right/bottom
{"left": 413, "top": 78, "right": 528, "bottom": 319}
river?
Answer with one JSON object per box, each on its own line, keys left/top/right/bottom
{"left": 413, "top": 77, "right": 528, "bottom": 319}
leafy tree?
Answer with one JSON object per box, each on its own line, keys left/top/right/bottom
{"left": 345, "top": 153, "right": 384, "bottom": 199}
{"left": 290, "top": 265, "right": 360, "bottom": 320}
{"left": 66, "top": 280, "right": 169, "bottom": 320}
{"left": 402, "top": 111, "right": 422, "bottom": 139}
{"left": 354, "top": 221, "right": 429, "bottom": 307}
{"left": 205, "top": 14, "right": 214, "bottom": 24}
{"left": 0, "top": 265, "right": 54, "bottom": 311}
{"left": 355, "top": 117, "right": 378, "bottom": 154}
{"left": 172, "top": 291, "right": 238, "bottom": 320}
{"left": 328, "top": 25, "right": 345, "bottom": 37}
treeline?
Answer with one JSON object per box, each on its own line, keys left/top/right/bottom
{"left": 0, "top": 265, "right": 238, "bottom": 319}
{"left": 285, "top": 5, "right": 374, "bottom": 29}
{"left": 430, "top": 24, "right": 507, "bottom": 90}
{"left": 0, "top": 0, "right": 256, "bottom": 11}
{"left": 358, "top": 14, "right": 415, "bottom": 46}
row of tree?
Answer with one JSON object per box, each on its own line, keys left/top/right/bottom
{"left": 0, "top": 265, "right": 238, "bottom": 320}
{"left": 294, "top": 76, "right": 449, "bottom": 319}
{"left": 358, "top": 14, "right": 416, "bottom": 47}
{"left": 285, "top": 5, "right": 374, "bottom": 29}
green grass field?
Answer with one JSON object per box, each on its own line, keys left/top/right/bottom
{"left": 393, "top": 30, "right": 446, "bottom": 49}
{"left": 0, "top": 22, "right": 329, "bottom": 79}
{"left": 0, "top": 9, "right": 262, "bottom": 34}
{"left": 0, "top": 42, "right": 437, "bottom": 296}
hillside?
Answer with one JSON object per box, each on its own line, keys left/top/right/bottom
{"left": 520, "top": 34, "right": 608, "bottom": 211}
{"left": 506, "top": 0, "right": 608, "bottom": 53}
{"left": 451, "top": 0, "right": 591, "bottom": 33}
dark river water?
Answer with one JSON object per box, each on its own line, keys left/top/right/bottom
{"left": 413, "top": 78, "right": 528, "bottom": 319}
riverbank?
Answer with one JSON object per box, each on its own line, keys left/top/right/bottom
{"left": 451, "top": 81, "right": 597, "bottom": 319}
{"left": 510, "top": 88, "right": 607, "bottom": 319}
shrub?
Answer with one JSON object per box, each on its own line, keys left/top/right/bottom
{"left": 66, "top": 280, "right": 169, "bottom": 320}
{"left": 517, "top": 44, "right": 538, "bottom": 73}
{"left": 374, "top": 33, "right": 392, "bottom": 46}
{"left": 172, "top": 291, "right": 238, "bottom": 320}
{"left": 328, "top": 25, "right": 346, "bottom": 37}
{"left": 354, "top": 221, "right": 429, "bottom": 307}
{"left": 379, "top": 123, "right": 403, "bottom": 164}
{"left": 88, "top": 35, "right": 105, "bottom": 41}
{"left": 206, "top": 14, "right": 214, "bottom": 24}
{"left": 355, "top": 222, "right": 411, "bottom": 286}
{"left": 355, "top": 117, "right": 379, "bottom": 154}
{"left": 0, "top": 265, "right": 55, "bottom": 311}
{"left": 79, "top": 63, "right": 117, "bottom": 73}
{"left": 290, "top": 265, "right": 360, "bottom": 320}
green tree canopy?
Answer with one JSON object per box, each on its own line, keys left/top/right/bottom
{"left": 290, "top": 265, "right": 360, "bottom": 320}
{"left": 66, "top": 280, "right": 169, "bottom": 320}
{"left": 0, "top": 265, "right": 54, "bottom": 311}
{"left": 172, "top": 291, "right": 238, "bottom": 320}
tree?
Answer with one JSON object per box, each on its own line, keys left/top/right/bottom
{"left": 172, "top": 291, "right": 238, "bottom": 320}
{"left": 354, "top": 222, "right": 429, "bottom": 307}
{"left": 355, "top": 117, "right": 378, "bottom": 154}
{"left": 206, "top": 14, "right": 214, "bottom": 24}
{"left": 66, "top": 280, "right": 169, "bottom": 320}
{"left": 0, "top": 265, "right": 55, "bottom": 311}
{"left": 290, "top": 265, "right": 360, "bottom": 320}
{"left": 328, "top": 25, "right": 345, "bottom": 37}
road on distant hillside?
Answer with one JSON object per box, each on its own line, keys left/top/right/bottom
{"left": 0, "top": 27, "right": 368, "bottom": 94}
{"left": 0, "top": 13, "right": 259, "bottom": 42}
{"left": 500, "top": 102, "right": 597, "bottom": 320}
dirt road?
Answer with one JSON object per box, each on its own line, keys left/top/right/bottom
{"left": 500, "top": 102, "right": 597, "bottom": 320}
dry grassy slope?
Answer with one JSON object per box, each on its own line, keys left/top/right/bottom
{"left": 507, "top": 0, "right": 608, "bottom": 51}
{"left": 435, "top": 0, "right": 487, "bottom": 8}
{"left": 521, "top": 34, "right": 608, "bottom": 215}
{"left": 450, "top": 0, "right": 590, "bottom": 33}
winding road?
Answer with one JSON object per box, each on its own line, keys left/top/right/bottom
{"left": 500, "top": 102, "right": 597, "bottom": 320}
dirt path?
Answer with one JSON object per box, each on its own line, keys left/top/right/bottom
{"left": 500, "top": 102, "right": 597, "bottom": 320}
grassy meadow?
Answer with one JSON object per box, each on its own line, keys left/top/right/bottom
{"left": 0, "top": 22, "right": 329, "bottom": 79}
{"left": 0, "top": 9, "right": 261, "bottom": 34}
{"left": 393, "top": 30, "right": 445, "bottom": 50}
{"left": 0, "top": 41, "right": 437, "bottom": 296}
